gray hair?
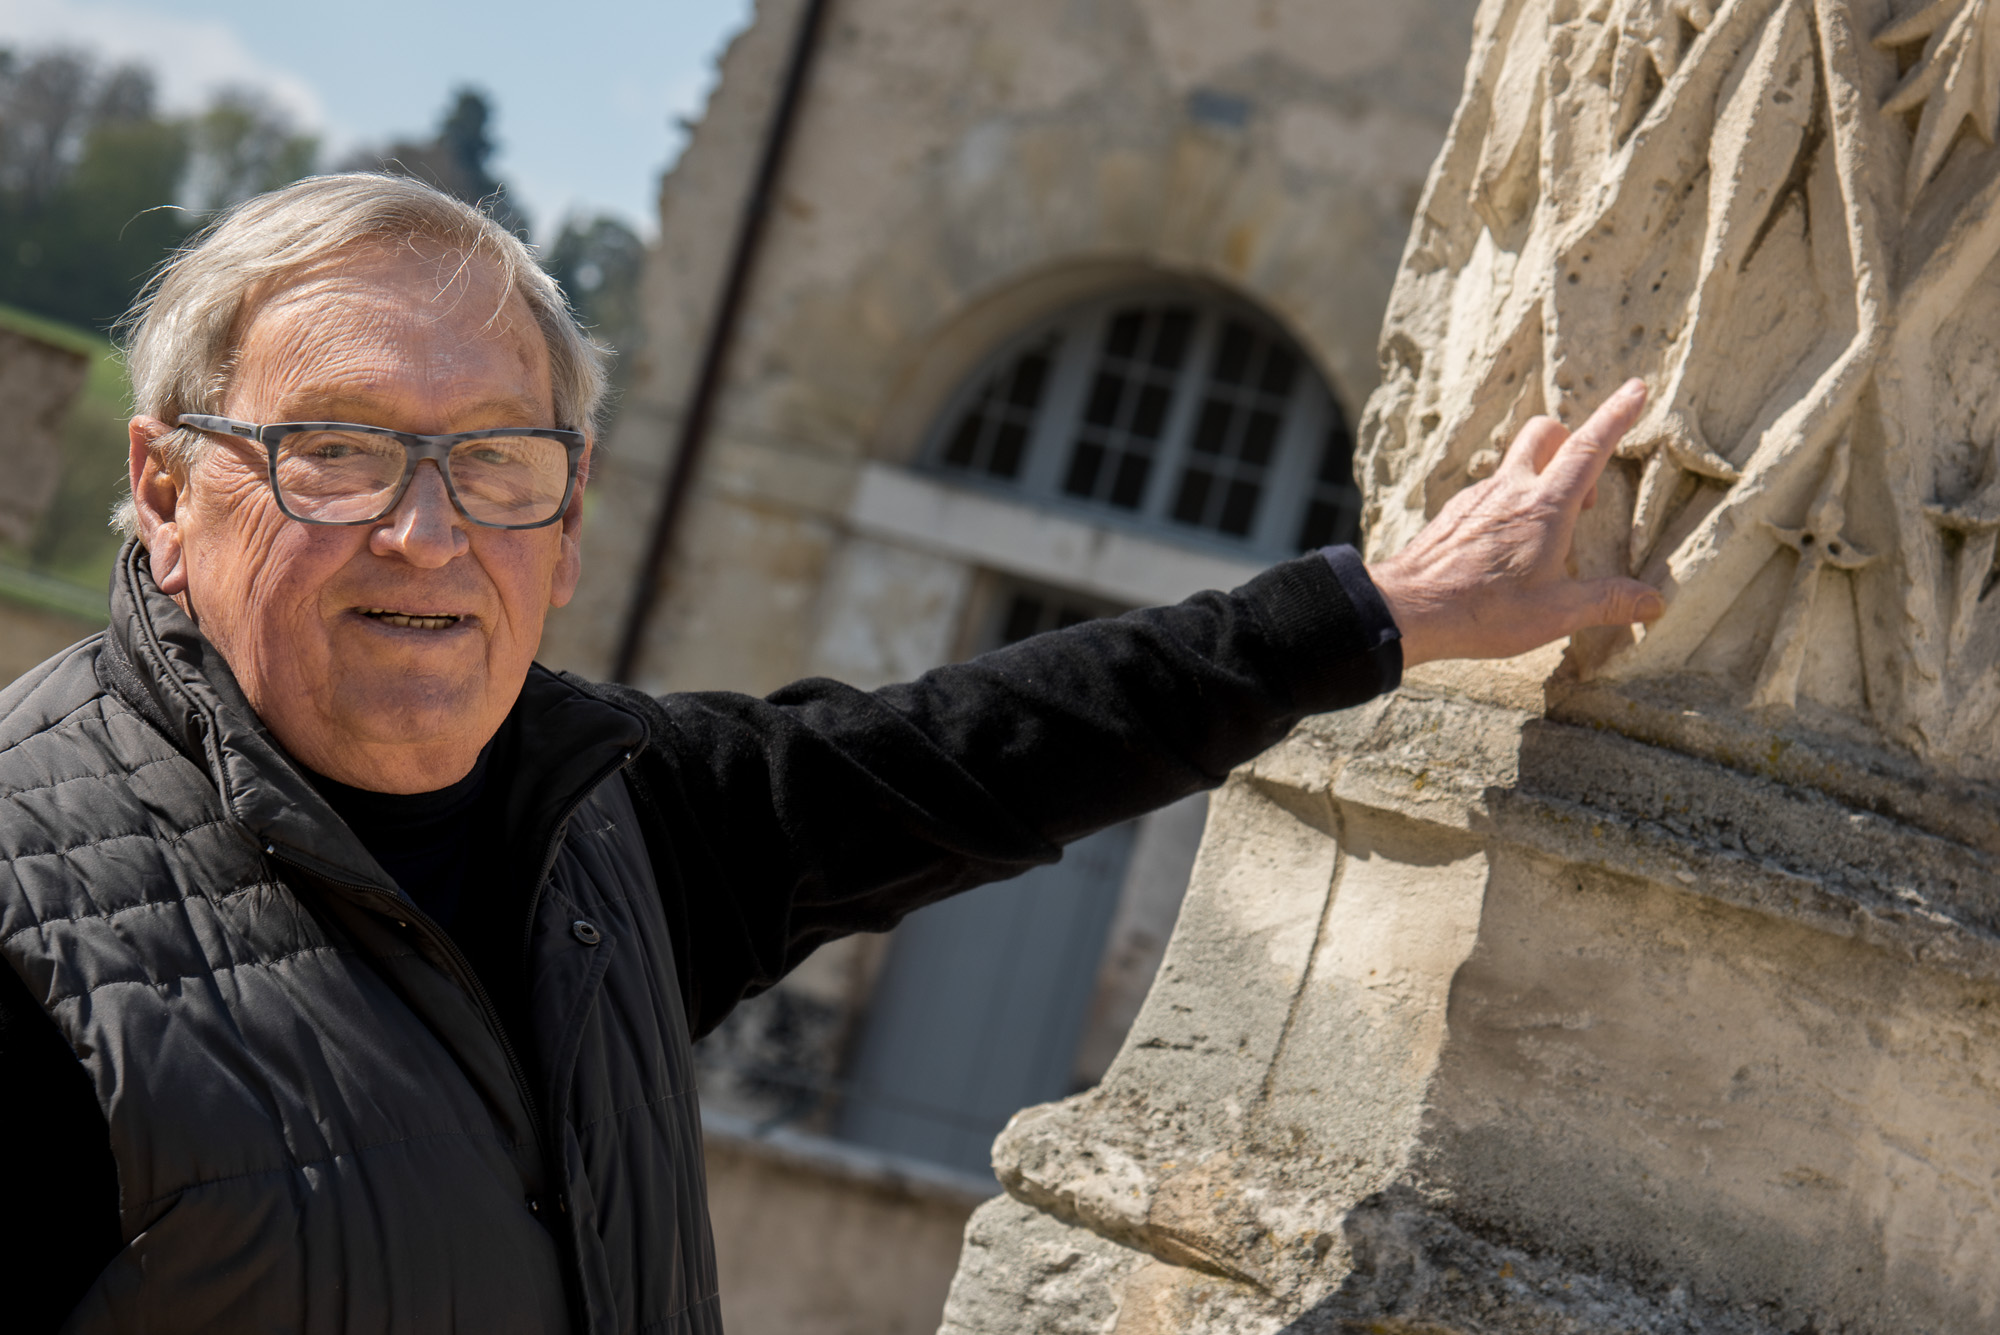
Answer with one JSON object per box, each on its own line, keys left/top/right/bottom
{"left": 114, "top": 172, "right": 609, "bottom": 535}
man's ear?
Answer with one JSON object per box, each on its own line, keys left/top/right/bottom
{"left": 130, "top": 417, "right": 190, "bottom": 596}
{"left": 549, "top": 439, "right": 590, "bottom": 609}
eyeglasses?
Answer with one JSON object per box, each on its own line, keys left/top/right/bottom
{"left": 176, "top": 415, "right": 588, "bottom": 530}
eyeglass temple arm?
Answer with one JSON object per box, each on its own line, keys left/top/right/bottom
{"left": 178, "top": 414, "right": 267, "bottom": 441}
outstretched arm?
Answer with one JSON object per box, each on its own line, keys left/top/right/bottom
{"left": 1369, "top": 378, "right": 1664, "bottom": 666}
{"left": 613, "top": 380, "right": 1665, "bottom": 1034}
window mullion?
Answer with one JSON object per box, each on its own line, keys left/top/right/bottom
{"left": 1257, "top": 377, "right": 1328, "bottom": 554}
{"left": 1021, "top": 311, "right": 1099, "bottom": 500}
{"left": 1140, "top": 309, "right": 1215, "bottom": 524}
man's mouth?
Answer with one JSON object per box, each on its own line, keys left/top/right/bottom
{"left": 356, "top": 607, "right": 464, "bottom": 630}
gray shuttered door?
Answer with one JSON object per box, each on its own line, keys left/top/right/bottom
{"left": 837, "top": 821, "right": 1138, "bottom": 1175}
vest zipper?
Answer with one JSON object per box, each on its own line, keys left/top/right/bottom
{"left": 511, "top": 745, "right": 637, "bottom": 1335}
{"left": 264, "top": 850, "right": 549, "bottom": 1161}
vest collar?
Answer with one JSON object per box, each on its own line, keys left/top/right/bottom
{"left": 98, "top": 538, "right": 648, "bottom": 892}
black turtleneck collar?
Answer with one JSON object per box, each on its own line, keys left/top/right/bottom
{"left": 304, "top": 739, "right": 497, "bottom": 934}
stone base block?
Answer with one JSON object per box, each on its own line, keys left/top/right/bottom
{"left": 940, "top": 684, "right": 2000, "bottom": 1334}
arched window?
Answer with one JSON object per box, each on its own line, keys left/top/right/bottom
{"left": 925, "top": 291, "right": 1362, "bottom": 559}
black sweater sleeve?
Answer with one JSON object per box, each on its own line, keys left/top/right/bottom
{"left": 587, "top": 551, "right": 1392, "bottom": 1039}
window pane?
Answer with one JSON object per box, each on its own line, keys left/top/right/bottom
{"left": 1131, "top": 384, "right": 1171, "bottom": 438}
{"left": 1106, "top": 310, "right": 1143, "bottom": 357}
{"left": 935, "top": 335, "right": 1061, "bottom": 482}
{"left": 1009, "top": 350, "right": 1050, "bottom": 407}
{"left": 1297, "top": 498, "right": 1340, "bottom": 550}
{"left": 1173, "top": 469, "right": 1212, "bottom": 525}
{"left": 1085, "top": 372, "right": 1123, "bottom": 427}
{"left": 1110, "top": 453, "right": 1150, "bottom": 508}
{"left": 1151, "top": 310, "right": 1194, "bottom": 369}
{"left": 1065, "top": 441, "right": 1105, "bottom": 497}
{"left": 1191, "top": 401, "right": 1231, "bottom": 456}
{"left": 1316, "top": 417, "right": 1356, "bottom": 484}
{"left": 1219, "top": 479, "right": 1260, "bottom": 535}
{"left": 989, "top": 580, "right": 1126, "bottom": 648}
{"left": 990, "top": 422, "right": 1028, "bottom": 478}
{"left": 1002, "top": 594, "right": 1046, "bottom": 644}
{"left": 1054, "top": 605, "right": 1094, "bottom": 630}
{"left": 944, "top": 414, "right": 980, "bottom": 468}
{"left": 1214, "top": 322, "right": 1253, "bottom": 384}
{"left": 1259, "top": 345, "right": 1298, "bottom": 397}
{"left": 1296, "top": 412, "right": 1361, "bottom": 551}
{"left": 1240, "top": 411, "right": 1279, "bottom": 466}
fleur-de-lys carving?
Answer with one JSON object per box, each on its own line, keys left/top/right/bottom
{"left": 1876, "top": 0, "right": 2000, "bottom": 198}
{"left": 1615, "top": 0, "right": 1817, "bottom": 569}
{"left": 1923, "top": 449, "right": 2000, "bottom": 657}
{"left": 1750, "top": 432, "right": 1875, "bottom": 709}
{"left": 1587, "top": 0, "right": 1720, "bottom": 139}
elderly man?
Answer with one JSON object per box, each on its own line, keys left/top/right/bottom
{"left": 0, "top": 174, "right": 1660, "bottom": 1334}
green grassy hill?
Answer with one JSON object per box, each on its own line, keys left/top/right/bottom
{"left": 0, "top": 304, "right": 130, "bottom": 619}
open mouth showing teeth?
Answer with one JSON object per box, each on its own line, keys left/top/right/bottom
{"left": 358, "top": 608, "right": 463, "bottom": 630}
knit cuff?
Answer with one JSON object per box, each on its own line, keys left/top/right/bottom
{"left": 1236, "top": 546, "right": 1404, "bottom": 714}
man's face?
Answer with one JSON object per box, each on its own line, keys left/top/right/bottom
{"left": 130, "top": 243, "right": 587, "bottom": 793}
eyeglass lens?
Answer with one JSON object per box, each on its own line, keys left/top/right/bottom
{"left": 274, "top": 430, "right": 570, "bottom": 526}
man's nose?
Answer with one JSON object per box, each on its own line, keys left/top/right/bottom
{"left": 369, "top": 460, "right": 468, "bottom": 566}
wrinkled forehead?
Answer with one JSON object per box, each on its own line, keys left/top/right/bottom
{"left": 228, "top": 239, "right": 555, "bottom": 423}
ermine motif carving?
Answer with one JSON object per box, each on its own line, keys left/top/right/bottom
{"left": 1361, "top": 0, "right": 2000, "bottom": 776}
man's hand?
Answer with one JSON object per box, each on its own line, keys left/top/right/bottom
{"left": 1369, "top": 378, "right": 1665, "bottom": 668}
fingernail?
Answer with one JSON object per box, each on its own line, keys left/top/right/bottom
{"left": 1638, "top": 592, "right": 1665, "bottom": 620}
{"left": 1620, "top": 378, "right": 1648, "bottom": 402}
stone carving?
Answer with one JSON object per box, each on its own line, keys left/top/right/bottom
{"left": 1359, "top": 0, "right": 2000, "bottom": 777}
{"left": 0, "top": 326, "right": 86, "bottom": 550}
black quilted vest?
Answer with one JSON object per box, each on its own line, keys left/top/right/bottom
{"left": 0, "top": 543, "right": 721, "bottom": 1333}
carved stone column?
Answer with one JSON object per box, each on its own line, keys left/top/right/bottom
{"left": 938, "top": 1, "right": 2000, "bottom": 1329}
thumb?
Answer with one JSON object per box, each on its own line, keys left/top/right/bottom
{"left": 1566, "top": 577, "right": 1665, "bottom": 631}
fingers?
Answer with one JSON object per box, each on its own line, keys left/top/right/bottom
{"left": 1542, "top": 378, "right": 1647, "bottom": 505}
{"left": 1502, "top": 415, "right": 1570, "bottom": 476}
{"left": 1566, "top": 575, "right": 1666, "bottom": 631}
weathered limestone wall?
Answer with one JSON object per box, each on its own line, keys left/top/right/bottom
{"left": 0, "top": 325, "right": 100, "bottom": 687}
{"left": 702, "top": 1114, "right": 987, "bottom": 1335}
{"left": 940, "top": 0, "right": 2000, "bottom": 1329}
{"left": 541, "top": 0, "right": 1480, "bottom": 693}
{"left": 944, "top": 674, "right": 2000, "bottom": 1332}
{"left": 0, "top": 324, "right": 84, "bottom": 551}
{"left": 0, "top": 598, "right": 102, "bottom": 683}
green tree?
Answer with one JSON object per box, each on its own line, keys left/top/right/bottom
{"left": 543, "top": 214, "right": 647, "bottom": 397}
{"left": 0, "top": 50, "right": 323, "bottom": 332}
{"left": 346, "top": 87, "right": 529, "bottom": 237}
{"left": 184, "top": 89, "right": 319, "bottom": 215}
{"left": 0, "top": 53, "right": 191, "bottom": 331}
{"left": 0, "top": 48, "right": 99, "bottom": 205}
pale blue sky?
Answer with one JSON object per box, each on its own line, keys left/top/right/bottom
{"left": 3, "top": 0, "right": 757, "bottom": 240}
